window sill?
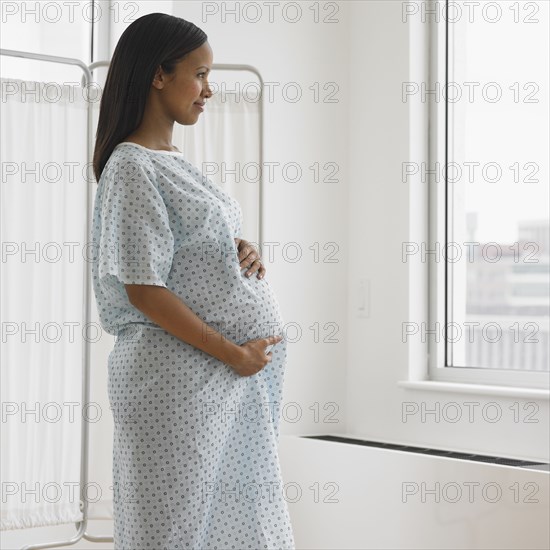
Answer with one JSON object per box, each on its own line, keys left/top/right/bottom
{"left": 398, "top": 380, "right": 550, "bottom": 400}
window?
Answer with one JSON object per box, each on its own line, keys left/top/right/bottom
{"left": 429, "top": 0, "right": 549, "bottom": 388}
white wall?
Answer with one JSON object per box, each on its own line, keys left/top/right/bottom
{"left": 0, "top": 0, "right": 91, "bottom": 82}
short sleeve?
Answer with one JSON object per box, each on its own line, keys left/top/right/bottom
{"left": 97, "top": 157, "right": 175, "bottom": 287}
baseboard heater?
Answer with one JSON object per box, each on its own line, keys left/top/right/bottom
{"left": 300, "top": 434, "right": 549, "bottom": 470}
{"left": 280, "top": 434, "right": 549, "bottom": 548}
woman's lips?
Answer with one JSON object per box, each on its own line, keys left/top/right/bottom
{"left": 194, "top": 103, "right": 205, "bottom": 111}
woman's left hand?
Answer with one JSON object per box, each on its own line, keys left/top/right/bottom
{"left": 234, "top": 238, "right": 265, "bottom": 279}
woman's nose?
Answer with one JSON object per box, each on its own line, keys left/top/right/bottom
{"left": 204, "top": 84, "right": 213, "bottom": 98}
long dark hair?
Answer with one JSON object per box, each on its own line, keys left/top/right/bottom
{"left": 93, "top": 13, "right": 207, "bottom": 182}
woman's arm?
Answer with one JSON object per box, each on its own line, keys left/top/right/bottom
{"left": 125, "top": 284, "right": 244, "bottom": 366}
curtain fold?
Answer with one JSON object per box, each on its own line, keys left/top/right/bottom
{"left": 1, "top": 77, "right": 87, "bottom": 530}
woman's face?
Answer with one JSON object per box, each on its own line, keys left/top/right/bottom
{"left": 154, "top": 41, "right": 213, "bottom": 125}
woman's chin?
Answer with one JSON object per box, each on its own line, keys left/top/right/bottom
{"left": 176, "top": 114, "right": 200, "bottom": 126}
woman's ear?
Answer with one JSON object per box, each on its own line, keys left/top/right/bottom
{"left": 152, "top": 66, "right": 166, "bottom": 90}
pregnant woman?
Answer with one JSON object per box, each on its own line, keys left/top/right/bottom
{"left": 91, "top": 13, "right": 295, "bottom": 550}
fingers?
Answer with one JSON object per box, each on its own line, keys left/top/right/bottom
{"left": 244, "top": 257, "right": 262, "bottom": 278}
{"left": 257, "top": 263, "right": 266, "bottom": 279}
{"left": 260, "top": 335, "right": 283, "bottom": 358}
{"left": 238, "top": 242, "right": 256, "bottom": 264}
{"left": 237, "top": 241, "right": 264, "bottom": 278}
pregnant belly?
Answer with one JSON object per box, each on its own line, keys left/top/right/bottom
{"left": 172, "top": 263, "right": 284, "bottom": 346}
{"left": 232, "top": 269, "right": 285, "bottom": 343}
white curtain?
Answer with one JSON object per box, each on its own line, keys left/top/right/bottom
{"left": 0, "top": 77, "right": 88, "bottom": 529}
{"left": 1, "top": 74, "right": 261, "bottom": 529}
{"left": 173, "top": 84, "right": 261, "bottom": 243}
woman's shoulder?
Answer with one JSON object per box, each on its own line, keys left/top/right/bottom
{"left": 102, "top": 143, "right": 158, "bottom": 178}
{"left": 108, "top": 141, "right": 155, "bottom": 163}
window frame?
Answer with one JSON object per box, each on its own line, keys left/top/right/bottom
{"left": 427, "top": 0, "right": 549, "bottom": 390}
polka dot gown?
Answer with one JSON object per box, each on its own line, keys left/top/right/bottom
{"left": 91, "top": 142, "right": 295, "bottom": 549}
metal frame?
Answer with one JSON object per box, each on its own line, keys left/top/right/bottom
{"left": 0, "top": 47, "right": 264, "bottom": 549}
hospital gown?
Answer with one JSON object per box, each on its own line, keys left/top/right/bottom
{"left": 91, "top": 141, "right": 295, "bottom": 549}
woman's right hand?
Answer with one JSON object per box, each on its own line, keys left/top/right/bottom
{"left": 228, "top": 334, "right": 284, "bottom": 377}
